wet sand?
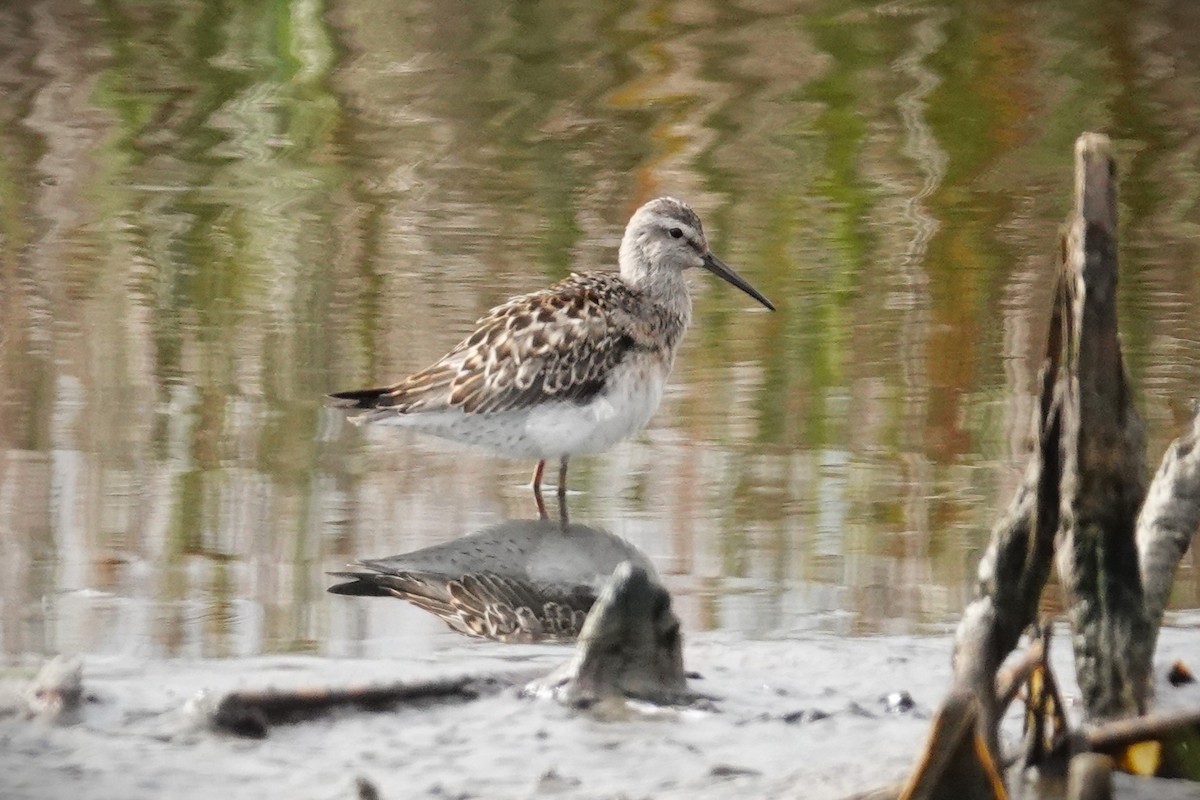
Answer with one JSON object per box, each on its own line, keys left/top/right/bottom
{"left": 2, "top": 627, "right": 1198, "bottom": 800}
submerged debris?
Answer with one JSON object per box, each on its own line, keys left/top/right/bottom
{"left": 524, "top": 562, "right": 695, "bottom": 709}
{"left": 0, "top": 656, "right": 86, "bottom": 725}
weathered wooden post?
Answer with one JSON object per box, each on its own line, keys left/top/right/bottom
{"left": 951, "top": 134, "right": 1154, "bottom": 742}
{"left": 894, "top": 133, "right": 1200, "bottom": 798}
{"left": 1053, "top": 132, "right": 1150, "bottom": 721}
{"left": 844, "top": 134, "right": 1200, "bottom": 800}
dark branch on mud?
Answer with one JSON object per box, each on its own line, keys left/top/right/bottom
{"left": 202, "top": 673, "right": 532, "bottom": 739}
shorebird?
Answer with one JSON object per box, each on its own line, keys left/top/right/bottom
{"left": 329, "top": 197, "right": 774, "bottom": 517}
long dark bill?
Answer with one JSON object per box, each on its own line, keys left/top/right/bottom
{"left": 701, "top": 252, "right": 775, "bottom": 311}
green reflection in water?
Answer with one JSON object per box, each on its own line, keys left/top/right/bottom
{"left": 88, "top": 0, "right": 345, "bottom": 653}
{"left": 1, "top": 0, "right": 1198, "bottom": 656}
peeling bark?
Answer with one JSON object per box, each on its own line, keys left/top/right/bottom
{"left": 1052, "top": 133, "right": 1150, "bottom": 722}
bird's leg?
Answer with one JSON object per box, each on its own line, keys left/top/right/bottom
{"left": 557, "top": 456, "right": 570, "bottom": 529}
{"left": 557, "top": 456, "right": 569, "bottom": 500}
{"left": 532, "top": 459, "right": 548, "bottom": 520}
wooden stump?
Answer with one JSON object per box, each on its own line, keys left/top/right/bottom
{"left": 1053, "top": 133, "right": 1150, "bottom": 721}
{"left": 948, "top": 131, "right": 1199, "bottom": 759}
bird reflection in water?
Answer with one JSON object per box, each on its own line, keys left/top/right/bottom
{"left": 329, "top": 514, "right": 656, "bottom": 644}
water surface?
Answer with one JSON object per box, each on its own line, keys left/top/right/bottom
{"left": 2, "top": 0, "right": 1199, "bottom": 659}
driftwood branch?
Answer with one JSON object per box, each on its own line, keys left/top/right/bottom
{"left": 1137, "top": 409, "right": 1200, "bottom": 661}
{"left": 896, "top": 689, "right": 1006, "bottom": 800}
{"left": 201, "top": 672, "right": 533, "bottom": 738}
{"left": 951, "top": 215, "right": 1069, "bottom": 758}
{"left": 1081, "top": 706, "right": 1200, "bottom": 754}
{"left": 952, "top": 329, "right": 1065, "bottom": 753}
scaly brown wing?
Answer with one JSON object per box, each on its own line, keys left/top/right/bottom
{"left": 327, "top": 568, "right": 593, "bottom": 643}
{"left": 330, "top": 273, "right": 646, "bottom": 416}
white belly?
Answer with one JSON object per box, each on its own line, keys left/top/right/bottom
{"left": 523, "top": 363, "right": 667, "bottom": 457}
{"left": 369, "top": 360, "right": 669, "bottom": 460}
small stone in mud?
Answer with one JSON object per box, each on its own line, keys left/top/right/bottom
{"left": 14, "top": 656, "right": 86, "bottom": 724}
{"left": 782, "top": 708, "right": 829, "bottom": 724}
{"left": 881, "top": 690, "right": 915, "bottom": 714}
{"left": 355, "top": 776, "right": 381, "bottom": 800}
{"left": 1167, "top": 660, "right": 1195, "bottom": 686}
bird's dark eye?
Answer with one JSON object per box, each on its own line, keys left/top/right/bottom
{"left": 668, "top": 227, "right": 684, "bottom": 239}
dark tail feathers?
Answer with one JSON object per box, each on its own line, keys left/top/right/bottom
{"left": 327, "top": 387, "right": 392, "bottom": 409}
{"left": 326, "top": 572, "right": 394, "bottom": 597}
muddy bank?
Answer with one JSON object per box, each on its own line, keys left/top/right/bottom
{"left": 2, "top": 626, "right": 1198, "bottom": 800}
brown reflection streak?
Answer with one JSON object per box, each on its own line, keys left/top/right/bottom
{"left": 3, "top": 0, "right": 1200, "bottom": 658}
{"left": 923, "top": 8, "right": 1037, "bottom": 465}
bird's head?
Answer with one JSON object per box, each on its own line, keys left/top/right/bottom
{"left": 619, "top": 197, "right": 774, "bottom": 311}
